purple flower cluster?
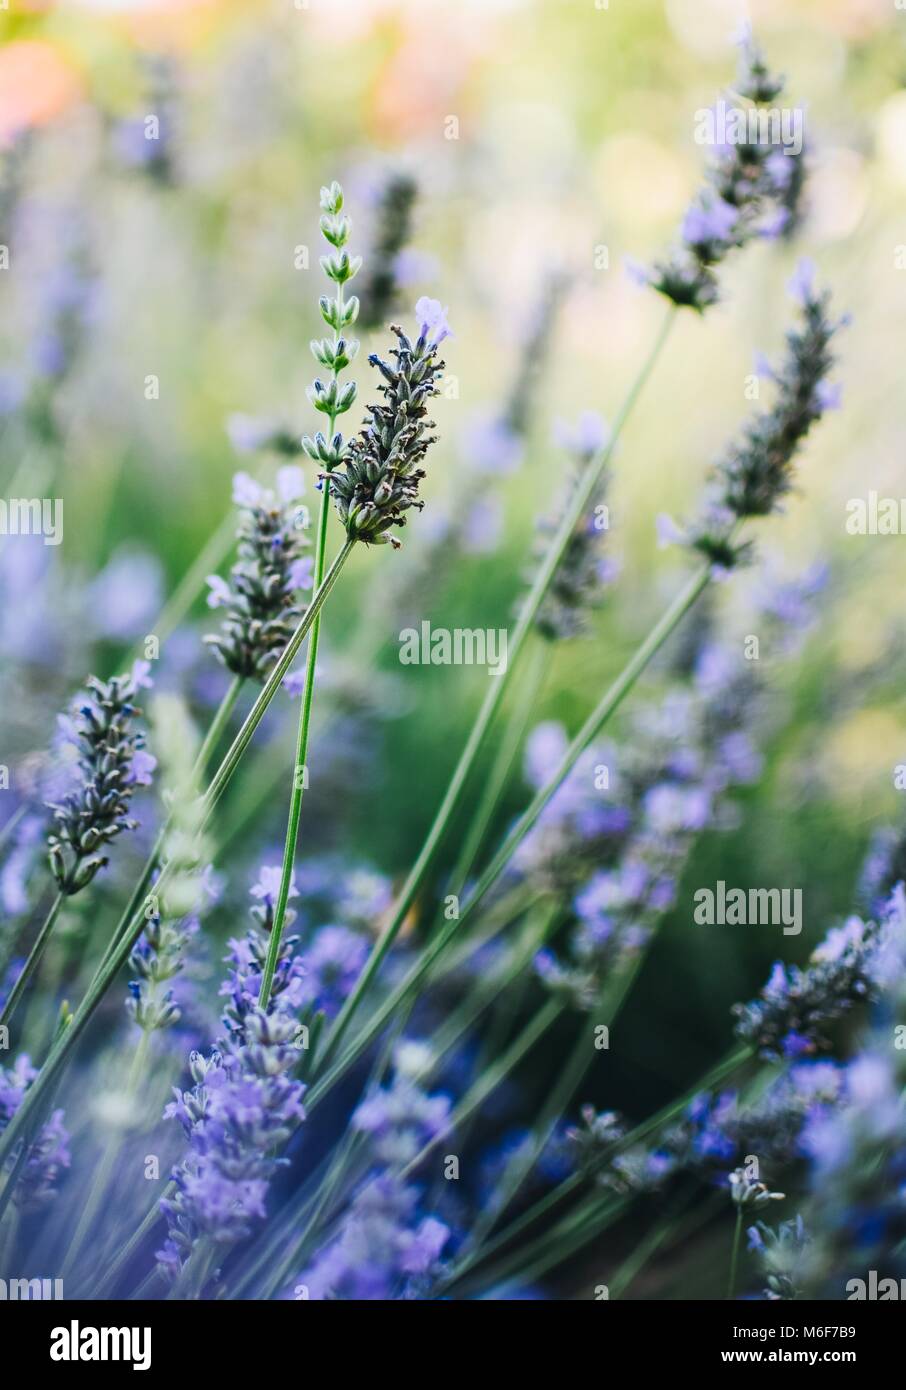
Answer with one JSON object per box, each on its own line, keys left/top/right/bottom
{"left": 295, "top": 925, "right": 368, "bottom": 1020}
{"left": 646, "top": 34, "right": 806, "bottom": 312}
{"left": 662, "top": 264, "right": 845, "bottom": 572}
{"left": 218, "top": 866, "right": 306, "bottom": 1042}
{"left": 570, "top": 1061, "right": 845, "bottom": 1201}
{"left": 158, "top": 870, "right": 309, "bottom": 1275}
{"left": 205, "top": 469, "right": 312, "bottom": 682}
{"left": 0, "top": 1055, "right": 70, "bottom": 1212}
{"left": 296, "top": 1049, "right": 451, "bottom": 1299}
{"left": 748, "top": 1214, "right": 810, "bottom": 1300}
{"left": 46, "top": 660, "right": 155, "bottom": 896}
{"left": 769, "top": 889, "right": 906, "bottom": 1293}
{"left": 320, "top": 303, "right": 448, "bottom": 549}
{"left": 732, "top": 887, "right": 903, "bottom": 1059}
{"left": 528, "top": 626, "right": 771, "bottom": 1010}
{"left": 158, "top": 1009, "right": 306, "bottom": 1270}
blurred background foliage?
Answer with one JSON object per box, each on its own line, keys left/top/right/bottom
{"left": 1, "top": 0, "right": 905, "bottom": 1294}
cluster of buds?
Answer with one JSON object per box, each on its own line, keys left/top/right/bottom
{"left": 159, "top": 1010, "right": 305, "bottom": 1269}
{"left": 301, "top": 181, "right": 360, "bottom": 474}
{"left": 661, "top": 261, "right": 845, "bottom": 572}
{"left": 46, "top": 661, "right": 155, "bottom": 895}
{"left": 646, "top": 33, "right": 806, "bottom": 313}
{"left": 748, "top": 1215, "right": 809, "bottom": 1300}
{"left": 732, "top": 911, "right": 887, "bottom": 1060}
{"left": 320, "top": 298, "right": 450, "bottom": 548}
{"left": 218, "top": 867, "right": 306, "bottom": 1046}
{"left": 127, "top": 693, "right": 215, "bottom": 1035}
{"left": 0, "top": 1055, "right": 70, "bottom": 1212}
{"left": 127, "top": 910, "right": 194, "bottom": 1032}
{"left": 205, "top": 469, "right": 311, "bottom": 682}
{"left": 729, "top": 1167, "right": 785, "bottom": 1207}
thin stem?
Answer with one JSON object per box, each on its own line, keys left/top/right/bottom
{"left": 95, "top": 674, "right": 243, "bottom": 980}
{"left": 447, "top": 639, "right": 546, "bottom": 901}
{"left": 399, "top": 997, "right": 562, "bottom": 1181}
{"left": 256, "top": 500, "right": 331, "bottom": 1008}
{"left": 0, "top": 893, "right": 63, "bottom": 1030}
{"left": 309, "top": 554, "right": 713, "bottom": 1107}
{"left": 257, "top": 255, "right": 345, "bottom": 1007}
{"left": 320, "top": 305, "right": 678, "bottom": 1071}
{"left": 0, "top": 541, "right": 355, "bottom": 1175}
{"left": 464, "top": 972, "right": 635, "bottom": 1264}
{"left": 434, "top": 1174, "right": 583, "bottom": 1296}
{"left": 727, "top": 1205, "right": 744, "bottom": 1300}
{"left": 443, "top": 1043, "right": 752, "bottom": 1295}
{"left": 202, "top": 537, "right": 354, "bottom": 815}
{"left": 608, "top": 1190, "right": 698, "bottom": 1299}
{"left": 87, "top": 1180, "right": 173, "bottom": 1299}
{"left": 192, "top": 674, "right": 244, "bottom": 779}
{"left": 458, "top": 1189, "right": 621, "bottom": 1296}
{"left": 0, "top": 804, "right": 26, "bottom": 859}
{"left": 61, "top": 1028, "right": 151, "bottom": 1279}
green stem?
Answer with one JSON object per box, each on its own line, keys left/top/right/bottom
{"left": 95, "top": 674, "right": 243, "bottom": 981}
{"left": 0, "top": 893, "right": 64, "bottom": 1030}
{"left": 0, "top": 541, "right": 355, "bottom": 1175}
{"left": 257, "top": 496, "right": 331, "bottom": 1008}
{"left": 608, "top": 1190, "right": 693, "bottom": 1299}
{"left": 61, "top": 1028, "right": 151, "bottom": 1279}
{"left": 447, "top": 639, "right": 546, "bottom": 901}
{"left": 308, "top": 553, "right": 714, "bottom": 1108}
{"left": 192, "top": 673, "right": 244, "bottom": 779}
{"left": 0, "top": 805, "right": 26, "bottom": 860}
{"left": 435, "top": 1173, "right": 583, "bottom": 1296}
{"left": 257, "top": 248, "right": 349, "bottom": 1007}
{"left": 727, "top": 1205, "right": 744, "bottom": 1300}
{"left": 319, "top": 305, "right": 678, "bottom": 1073}
{"left": 399, "top": 997, "right": 562, "bottom": 1181}
{"left": 459, "top": 1189, "right": 620, "bottom": 1296}
{"left": 202, "top": 537, "right": 354, "bottom": 816}
{"left": 87, "top": 1179, "right": 173, "bottom": 1299}
{"left": 444, "top": 1043, "right": 752, "bottom": 1296}
{"left": 466, "top": 951, "right": 645, "bottom": 1263}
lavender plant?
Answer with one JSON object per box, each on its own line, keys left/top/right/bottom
{"left": 643, "top": 31, "right": 806, "bottom": 313}
{"left": 204, "top": 470, "right": 312, "bottom": 682}
{"left": 1, "top": 26, "right": 884, "bottom": 1316}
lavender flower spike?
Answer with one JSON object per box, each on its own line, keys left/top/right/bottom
{"left": 648, "top": 34, "right": 807, "bottom": 313}
{"left": 685, "top": 264, "right": 845, "bottom": 570}
{"left": 46, "top": 660, "right": 155, "bottom": 895}
{"left": 321, "top": 303, "right": 448, "bottom": 549}
{"left": 204, "top": 469, "right": 311, "bottom": 682}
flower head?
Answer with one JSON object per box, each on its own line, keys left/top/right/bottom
{"left": 321, "top": 308, "right": 447, "bottom": 549}
{"left": 204, "top": 473, "right": 311, "bottom": 681}
{"left": 46, "top": 665, "right": 154, "bottom": 895}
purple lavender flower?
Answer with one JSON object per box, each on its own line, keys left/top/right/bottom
{"left": 205, "top": 471, "right": 311, "bottom": 681}
{"left": 733, "top": 891, "right": 902, "bottom": 1059}
{"left": 161, "top": 1009, "right": 306, "bottom": 1263}
{"left": 46, "top": 663, "right": 155, "bottom": 895}
{"left": 415, "top": 296, "right": 453, "bottom": 347}
{"left": 296, "top": 925, "right": 369, "bottom": 1019}
{"left": 296, "top": 1049, "right": 451, "bottom": 1299}
{"left": 0, "top": 1055, "right": 70, "bottom": 1211}
{"left": 321, "top": 310, "right": 447, "bottom": 549}
{"left": 553, "top": 411, "right": 610, "bottom": 461}
{"left": 648, "top": 37, "right": 807, "bottom": 312}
